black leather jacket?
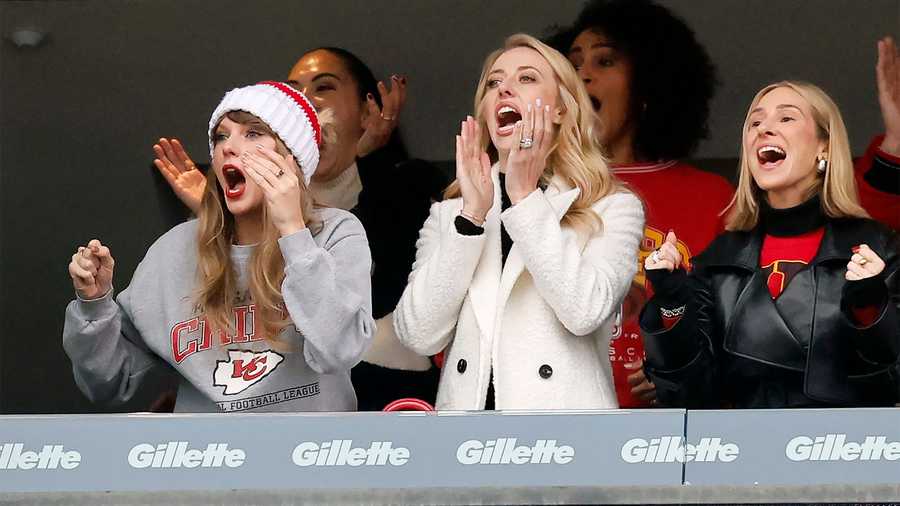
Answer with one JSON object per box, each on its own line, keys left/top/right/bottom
{"left": 641, "top": 217, "right": 900, "bottom": 409}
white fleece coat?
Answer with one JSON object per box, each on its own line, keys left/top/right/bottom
{"left": 394, "top": 168, "right": 644, "bottom": 410}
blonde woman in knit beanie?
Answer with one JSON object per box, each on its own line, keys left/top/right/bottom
{"left": 64, "top": 82, "right": 374, "bottom": 413}
{"left": 153, "top": 48, "right": 448, "bottom": 412}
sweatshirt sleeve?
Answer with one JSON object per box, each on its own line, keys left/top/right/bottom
{"left": 278, "top": 214, "right": 375, "bottom": 374}
{"left": 393, "top": 201, "right": 488, "bottom": 356}
{"left": 62, "top": 285, "right": 163, "bottom": 405}
{"left": 501, "top": 190, "right": 644, "bottom": 336}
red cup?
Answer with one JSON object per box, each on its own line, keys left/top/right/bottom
{"left": 382, "top": 398, "right": 435, "bottom": 412}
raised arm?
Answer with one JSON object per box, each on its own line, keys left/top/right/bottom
{"left": 502, "top": 190, "right": 644, "bottom": 336}
{"left": 63, "top": 240, "right": 163, "bottom": 404}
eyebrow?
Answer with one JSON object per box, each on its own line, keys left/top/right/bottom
{"left": 312, "top": 73, "right": 341, "bottom": 82}
{"left": 286, "top": 73, "right": 342, "bottom": 89}
{"left": 569, "top": 42, "right": 614, "bottom": 55}
{"left": 750, "top": 104, "right": 805, "bottom": 115}
{"left": 488, "top": 65, "right": 544, "bottom": 76}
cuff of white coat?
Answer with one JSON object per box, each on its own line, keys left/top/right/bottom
{"left": 500, "top": 188, "right": 549, "bottom": 235}
{"left": 277, "top": 228, "right": 318, "bottom": 266}
{"left": 73, "top": 289, "right": 117, "bottom": 321}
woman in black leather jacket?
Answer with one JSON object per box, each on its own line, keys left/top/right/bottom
{"left": 640, "top": 81, "right": 899, "bottom": 409}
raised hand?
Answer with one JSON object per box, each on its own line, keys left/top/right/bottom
{"left": 877, "top": 37, "right": 900, "bottom": 155}
{"left": 456, "top": 116, "right": 494, "bottom": 224}
{"left": 69, "top": 239, "right": 115, "bottom": 300}
{"left": 240, "top": 145, "right": 306, "bottom": 237}
{"left": 153, "top": 138, "right": 205, "bottom": 214}
{"left": 357, "top": 75, "right": 407, "bottom": 158}
{"left": 506, "top": 98, "right": 554, "bottom": 204}
{"left": 846, "top": 244, "right": 886, "bottom": 281}
{"left": 645, "top": 231, "right": 684, "bottom": 272}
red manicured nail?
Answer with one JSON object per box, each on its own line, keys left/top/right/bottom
{"left": 851, "top": 245, "right": 861, "bottom": 253}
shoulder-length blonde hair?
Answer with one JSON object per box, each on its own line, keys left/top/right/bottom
{"left": 196, "top": 110, "right": 321, "bottom": 346}
{"left": 445, "top": 33, "right": 621, "bottom": 235}
{"left": 725, "top": 80, "right": 868, "bottom": 231}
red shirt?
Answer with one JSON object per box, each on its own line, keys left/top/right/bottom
{"left": 760, "top": 229, "right": 825, "bottom": 298}
{"left": 609, "top": 161, "right": 734, "bottom": 407}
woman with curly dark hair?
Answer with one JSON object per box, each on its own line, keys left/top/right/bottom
{"left": 548, "top": 0, "right": 734, "bottom": 408}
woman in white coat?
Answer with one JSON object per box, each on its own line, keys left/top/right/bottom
{"left": 394, "top": 34, "right": 644, "bottom": 410}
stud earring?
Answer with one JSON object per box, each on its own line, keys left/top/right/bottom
{"left": 816, "top": 158, "right": 828, "bottom": 174}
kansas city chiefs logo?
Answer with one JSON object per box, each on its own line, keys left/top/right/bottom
{"left": 213, "top": 350, "right": 284, "bottom": 395}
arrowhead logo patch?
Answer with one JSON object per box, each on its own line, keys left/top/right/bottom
{"left": 213, "top": 349, "right": 285, "bottom": 395}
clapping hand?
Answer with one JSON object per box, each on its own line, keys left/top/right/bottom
{"left": 505, "top": 98, "right": 554, "bottom": 204}
{"left": 153, "top": 138, "right": 205, "bottom": 214}
{"left": 455, "top": 116, "right": 494, "bottom": 224}
{"left": 357, "top": 75, "right": 407, "bottom": 158}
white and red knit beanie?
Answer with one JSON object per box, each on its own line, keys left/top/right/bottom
{"left": 208, "top": 81, "right": 321, "bottom": 184}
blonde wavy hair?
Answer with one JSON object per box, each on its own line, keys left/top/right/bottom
{"left": 445, "top": 33, "right": 621, "bottom": 234}
{"left": 196, "top": 110, "right": 321, "bottom": 346}
{"left": 725, "top": 81, "right": 868, "bottom": 231}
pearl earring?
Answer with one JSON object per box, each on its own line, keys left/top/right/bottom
{"left": 816, "top": 158, "right": 828, "bottom": 174}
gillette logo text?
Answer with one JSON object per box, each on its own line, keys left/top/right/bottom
{"left": 621, "top": 437, "right": 739, "bottom": 463}
{"left": 128, "top": 442, "right": 245, "bottom": 468}
{"left": 786, "top": 435, "right": 900, "bottom": 462}
{"left": 456, "top": 438, "right": 575, "bottom": 465}
{"left": 0, "top": 444, "right": 81, "bottom": 470}
{"left": 292, "top": 440, "right": 410, "bottom": 466}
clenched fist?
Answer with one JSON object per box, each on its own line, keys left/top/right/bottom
{"left": 69, "top": 239, "right": 115, "bottom": 300}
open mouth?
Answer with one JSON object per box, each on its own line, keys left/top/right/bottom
{"left": 496, "top": 105, "right": 522, "bottom": 136}
{"left": 756, "top": 145, "right": 786, "bottom": 168}
{"left": 223, "top": 164, "right": 246, "bottom": 199}
{"left": 589, "top": 95, "right": 601, "bottom": 111}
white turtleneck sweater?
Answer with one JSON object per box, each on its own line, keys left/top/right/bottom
{"left": 310, "top": 162, "right": 363, "bottom": 212}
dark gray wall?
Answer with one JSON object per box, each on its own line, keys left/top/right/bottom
{"left": 1, "top": 0, "right": 897, "bottom": 413}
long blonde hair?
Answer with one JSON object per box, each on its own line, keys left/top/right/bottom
{"left": 196, "top": 111, "right": 320, "bottom": 345}
{"left": 445, "top": 33, "right": 621, "bottom": 234}
{"left": 725, "top": 81, "right": 868, "bottom": 231}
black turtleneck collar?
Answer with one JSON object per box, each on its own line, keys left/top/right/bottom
{"left": 760, "top": 194, "right": 826, "bottom": 237}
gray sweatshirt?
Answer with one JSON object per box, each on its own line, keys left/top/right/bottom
{"left": 63, "top": 208, "right": 374, "bottom": 413}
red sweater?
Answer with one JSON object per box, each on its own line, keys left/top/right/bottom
{"left": 855, "top": 135, "right": 900, "bottom": 231}
{"left": 609, "top": 161, "right": 734, "bottom": 407}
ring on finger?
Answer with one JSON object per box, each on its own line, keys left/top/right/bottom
{"left": 519, "top": 137, "right": 534, "bottom": 149}
{"left": 522, "top": 119, "right": 535, "bottom": 147}
{"left": 276, "top": 169, "right": 285, "bottom": 178}
{"left": 858, "top": 257, "right": 868, "bottom": 266}
{"left": 380, "top": 113, "right": 394, "bottom": 121}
